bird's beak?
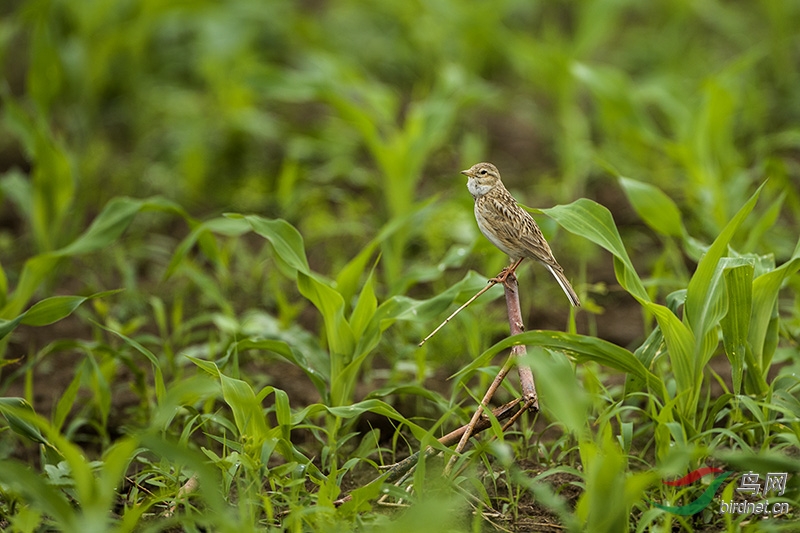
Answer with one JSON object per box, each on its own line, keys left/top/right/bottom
{"left": 460, "top": 170, "right": 470, "bottom": 177}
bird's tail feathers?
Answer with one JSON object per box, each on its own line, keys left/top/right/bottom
{"left": 546, "top": 264, "right": 581, "bottom": 307}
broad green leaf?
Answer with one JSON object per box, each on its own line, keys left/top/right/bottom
{"left": 297, "top": 270, "right": 355, "bottom": 405}
{"left": 150, "top": 375, "right": 220, "bottom": 430}
{"left": 749, "top": 241, "right": 800, "bottom": 373}
{"left": 297, "top": 271, "right": 355, "bottom": 359}
{"left": 647, "top": 304, "right": 695, "bottom": 418}
{"left": 0, "top": 397, "right": 50, "bottom": 446}
{"left": 625, "top": 326, "right": 664, "bottom": 395}
{"left": 522, "top": 348, "right": 590, "bottom": 437}
{"left": 544, "top": 199, "right": 649, "bottom": 302}
{"left": 618, "top": 177, "right": 685, "bottom": 237}
{"left": 186, "top": 357, "right": 270, "bottom": 449}
{"left": 455, "top": 330, "right": 667, "bottom": 401}
{"left": 692, "top": 256, "right": 754, "bottom": 375}
{"left": 241, "top": 215, "right": 310, "bottom": 275}
{"left": 375, "top": 270, "right": 497, "bottom": 328}
{"left": 350, "top": 263, "right": 378, "bottom": 340}
{"left": 0, "top": 290, "right": 122, "bottom": 340}
{"left": 684, "top": 184, "right": 762, "bottom": 340}
{"left": 543, "top": 200, "right": 702, "bottom": 412}
{"left": 720, "top": 262, "right": 753, "bottom": 395}
{"left": 273, "top": 388, "right": 292, "bottom": 442}
{"left": 22, "top": 290, "right": 117, "bottom": 326}
{"left": 58, "top": 196, "right": 190, "bottom": 257}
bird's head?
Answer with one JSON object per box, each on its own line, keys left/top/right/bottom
{"left": 461, "top": 162, "right": 502, "bottom": 198}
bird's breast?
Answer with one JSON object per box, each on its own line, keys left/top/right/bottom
{"left": 474, "top": 199, "right": 518, "bottom": 258}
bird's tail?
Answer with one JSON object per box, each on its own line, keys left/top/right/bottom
{"left": 545, "top": 264, "right": 581, "bottom": 307}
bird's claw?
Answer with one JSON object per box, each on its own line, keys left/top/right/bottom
{"left": 488, "top": 267, "right": 516, "bottom": 286}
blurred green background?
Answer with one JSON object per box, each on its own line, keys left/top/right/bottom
{"left": 3, "top": 0, "right": 798, "bottom": 337}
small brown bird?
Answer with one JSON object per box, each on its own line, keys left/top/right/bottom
{"left": 462, "top": 162, "right": 580, "bottom": 307}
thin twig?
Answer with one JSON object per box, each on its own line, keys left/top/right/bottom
{"left": 419, "top": 259, "right": 526, "bottom": 346}
{"left": 446, "top": 354, "right": 516, "bottom": 472}
{"left": 419, "top": 280, "right": 499, "bottom": 346}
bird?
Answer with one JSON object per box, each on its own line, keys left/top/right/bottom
{"left": 461, "top": 162, "right": 580, "bottom": 307}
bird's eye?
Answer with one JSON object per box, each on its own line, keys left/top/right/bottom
{"left": 479, "top": 169, "right": 487, "bottom": 175}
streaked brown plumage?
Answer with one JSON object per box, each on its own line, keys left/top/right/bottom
{"left": 462, "top": 162, "right": 580, "bottom": 307}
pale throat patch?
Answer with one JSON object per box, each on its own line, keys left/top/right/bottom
{"left": 467, "top": 178, "right": 493, "bottom": 198}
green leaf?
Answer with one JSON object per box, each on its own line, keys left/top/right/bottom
{"left": 273, "top": 388, "right": 292, "bottom": 442}
{"left": 241, "top": 215, "right": 310, "bottom": 275}
{"left": 685, "top": 184, "right": 762, "bottom": 339}
{"left": 543, "top": 199, "right": 701, "bottom": 414}
{"left": 350, "top": 263, "right": 378, "bottom": 339}
{"left": 59, "top": 196, "right": 190, "bottom": 257}
{"left": 186, "top": 357, "right": 270, "bottom": 450}
{"left": 376, "top": 270, "right": 497, "bottom": 328}
{"left": 618, "top": 177, "right": 685, "bottom": 237}
{"left": 720, "top": 262, "right": 753, "bottom": 395}
{"left": 455, "top": 330, "right": 667, "bottom": 401}
{"left": 0, "top": 397, "right": 50, "bottom": 446}
{"left": 232, "top": 338, "right": 328, "bottom": 399}
{"left": 0, "top": 290, "right": 122, "bottom": 340}
{"left": 297, "top": 272, "right": 355, "bottom": 358}
{"left": 297, "top": 271, "right": 355, "bottom": 405}
{"left": 544, "top": 199, "right": 649, "bottom": 302}
{"left": 746, "top": 246, "right": 800, "bottom": 392}
{"left": 522, "top": 348, "right": 591, "bottom": 437}
{"left": 625, "top": 326, "right": 664, "bottom": 395}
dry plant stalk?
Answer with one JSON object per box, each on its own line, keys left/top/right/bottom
{"left": 445, "top": 272, "right": 537, "bottom": 471}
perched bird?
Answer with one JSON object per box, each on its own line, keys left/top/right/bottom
{"left": 462, "top": 162, "right": 580, "bottom": 307}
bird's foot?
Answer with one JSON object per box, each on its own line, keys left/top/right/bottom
{"left": 488, "top": 267, "right": 516, "bottom": 286}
